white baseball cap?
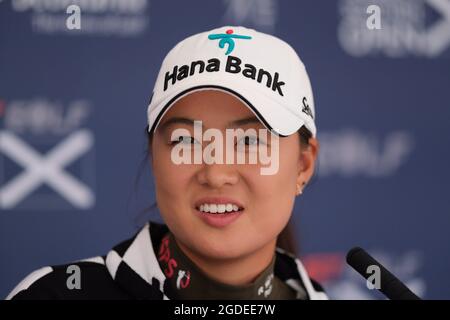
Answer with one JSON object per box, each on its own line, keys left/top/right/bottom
{"left": 147, "top": 26, "right": 316, "bottom": 137}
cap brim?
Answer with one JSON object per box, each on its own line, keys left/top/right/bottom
{"left": 148, "top": 80, "right": 313, "bottom": 137}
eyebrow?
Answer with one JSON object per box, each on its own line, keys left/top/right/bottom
{"left": 158, "top": 117, "right": 195, "bottom": 132}
{"left": 230, "top": 116, "right": 261, "bottom": 127}
{"left": 158, "top": 116, "right": 262, "bottom": 132}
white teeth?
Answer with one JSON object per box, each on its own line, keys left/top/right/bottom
{"left": 197, "top": 203, "right": 242, "bottom": 214}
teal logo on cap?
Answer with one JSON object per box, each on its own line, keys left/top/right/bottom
{"left": 208, "top": 29, "right": 252, "bottom": 55}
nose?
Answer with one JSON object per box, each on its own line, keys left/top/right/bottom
{"left": 196, "top": 162, "right": 240, "bottom": 189}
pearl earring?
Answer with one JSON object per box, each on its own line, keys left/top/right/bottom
{"left": 296, "top": 184, "right": 303, "bottom": 196}
{"left": 296, "top": 181, "right": 307, "bottom": 196}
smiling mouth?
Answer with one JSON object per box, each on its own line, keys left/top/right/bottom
{"left": 195, "top": 203, "right": 244, "bottom": 214}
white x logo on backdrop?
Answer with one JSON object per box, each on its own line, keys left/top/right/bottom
{"left": 0, "top": 129, "right": 95, "bottom": 209}
{"left": 426, "top": 0, "right": 450, "bottom": 56}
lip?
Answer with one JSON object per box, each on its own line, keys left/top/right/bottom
{"left": 195, "top": 209, "right": 243, "bottom": 228}
{"left": 194, "top": 196, "right": 245, "bottom": 228}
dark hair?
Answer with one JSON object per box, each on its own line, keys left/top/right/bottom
{"left": 140, "top": 125, "right": 313, "bottom": 256}
{"left": 276, "top": 125, "right": 312, "bottom": 255}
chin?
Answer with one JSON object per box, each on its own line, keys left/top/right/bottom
{"left": 194, "top": 232, "right": 267, "bottom": 260}
{"left": 197, "top": 241, "right": 253, "bottom": 260}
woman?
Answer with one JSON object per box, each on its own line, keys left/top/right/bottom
{"left": 7, "top": 26, "right": 327, "bottom": 300}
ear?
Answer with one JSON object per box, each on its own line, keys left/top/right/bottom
{"left": 296, "top": 137, "right": 319, "bottom": 190}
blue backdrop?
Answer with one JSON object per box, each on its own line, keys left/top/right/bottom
{"left": 1, "top": 0, "right": 449, "bottom": 299}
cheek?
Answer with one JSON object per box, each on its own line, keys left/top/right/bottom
{"left": 244, "top": 149, "right": 298, "bottom": 231}
{"left": 151, "top": 145, "right": 195, "bottom": 221}
{"left": 252, "top": 146, "right": 298, "bottom": 205}
{"left": 249, "top": 179, "right": 295, "bottom": 234}
{"left": 152, "top": 140, "right": 193, "bottom": 187}
{"left": 236, "top": 177, "right": 293, "bottom": 239}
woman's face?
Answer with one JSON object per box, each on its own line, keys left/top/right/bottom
{"left": 151, "top": 90, "right": 318, "bottom": 261}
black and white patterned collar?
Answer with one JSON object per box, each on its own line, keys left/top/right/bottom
{"left": 104, "top": 222, "right": 328, "bottom": 300}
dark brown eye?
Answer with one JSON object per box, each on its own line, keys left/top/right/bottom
{"left": 170, "top": 136, "right": 199, "bottom": 145}
{"left": 237, "top": 135, "right": 261, "bottom": 146}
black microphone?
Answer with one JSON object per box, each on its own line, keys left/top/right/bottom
{"left": 346, "top": 247, "right": 421, "bottom": 300}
